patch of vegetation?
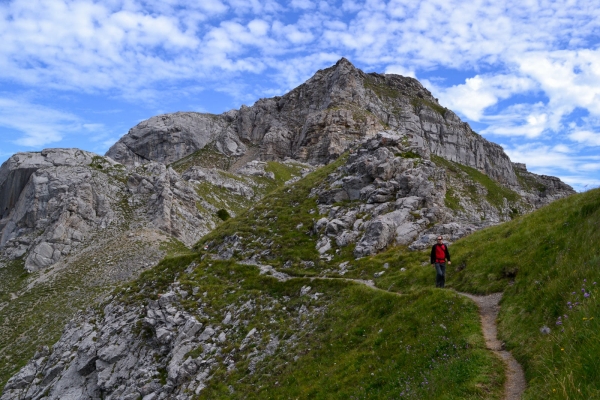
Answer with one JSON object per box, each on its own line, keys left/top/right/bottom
{"left": 515, "top": 168, "right": 548, "bottom": 193}
{"left": 170, "top": 146, "right": 237, "bottom": 173}
{"left": 159, "top": 237, "right": 192, "bottom": 257}
{"left": 216, "top": 209, "right": 230, "bottom": 221}
{"left": 0, "top": 255, "right": 110, "bottom": 390}
{"left": 445, "top": 187, "right": 464, "bottom": 212}
{"left": 432, "top": 155, "right": 521, "bottom": 210}
{"left": 90, "top": 155, "right": 105, "bottom": 169}
{"left": 194, "top": 155, "right": 351, "bottom": 270}
{"left": 194, "top": 181, "right": 251, "bottom": 218}
{"left": 448, "top": 188, "right": 600, "bottom": 399}
{"left": 264, "top": 161, "right": 305, "bottom": 187}
{"left": 364, "top": 76, "right": 402, "bottom": 99}
{"left": 399, "top": 150, "right": 422, "bottom": 159}
{"left": 411, "top": 97, "right": 447, "bottom": 117}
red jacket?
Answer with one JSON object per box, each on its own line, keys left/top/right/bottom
{"left": 431, "top": 243, "right": 451, "bottom": 264}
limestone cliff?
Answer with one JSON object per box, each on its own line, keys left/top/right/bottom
{"left": 0, "top": 59, "right": 577, "bottom": 398}
{"left": 107, "top": 58, "right": 525, "bottom": 189}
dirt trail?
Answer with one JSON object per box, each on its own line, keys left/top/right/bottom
{"left": 458, "top": 292, "right": 526, "bottom": 400}
{"left": 259, "top": 267, "right": 526, "bottom": 399}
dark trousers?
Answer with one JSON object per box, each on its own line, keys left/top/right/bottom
{"left": 435, "top": 262, "right": 446, "bottom": 288}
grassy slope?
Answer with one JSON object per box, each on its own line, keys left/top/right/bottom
{"left": 0, "top": 161, "right": 306, "bottom": 390}
{"left": 432, "top": 155, "right": 521, "bottom": 212}
{"left": 366, "top": 188, "right": 600, "bottom": 399}
{"left": 164, "top": 157, "right": 505, "bottom": 398}
{"left": 187, "top": 158, "right": 598, "bottom": 398}
{"left": 123, "top": 251, "right": 503, "bottom": 399}
{"left": 445, "top": 188, "right": 600, "bottom": 399}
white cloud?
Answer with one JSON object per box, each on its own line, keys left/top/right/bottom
{"left": 1, "top": 0, "right": 600, "bottom": 187}
{"left": 516, "top": 49, "right": 600, "bottom": 126}
{"left": 433, "top": 75, "right": 535, "bottom": 121}
{"left": 504, "top": 143, "right": 577, "bottom": 173}
{"left": 384, "top": 65, "right": 415, "bottom": 78}
{"left": 290, "top": 0, "right": 315, "bottom": 10}
{"left": 0, "top": 97, "right": 79, "bottom": 147}
{"left": 569, "top": 130, "right": 600, "bottom": 146}
{"left": 503, "top": 141, "right": 600, "bottom": 191}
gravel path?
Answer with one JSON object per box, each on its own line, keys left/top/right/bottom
{"left": 458, "top": 292, "right": 526, "bottom": 400}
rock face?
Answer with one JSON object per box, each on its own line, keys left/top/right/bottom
{"left": 0, "top": 149, "right": 96, "bottom": 220}
{"left": 107, "top": 58, "right": 521, "bottom": 189}
{"left": 106, "top": 112, "right": 245, "bottom": 167}
{"left": 0, "top": 150, "right": 218, "bottom": 272}
{"left": 224, "top": 131, "right": 573, "bottom": 261}
{"left": 0, "top": 58, "right": 577, "bottom": 397}
{"left": 2, "top": 270, "right": 326, "bottom": 400}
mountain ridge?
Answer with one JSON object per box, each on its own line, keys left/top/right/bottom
{"left": 0, "top": 58, "right": 579, "bottom": 398}
{"left": 106, "top": 58, "right": 526, "bottom": 188}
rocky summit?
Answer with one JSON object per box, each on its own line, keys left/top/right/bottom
{"left": 0, "top": 59, "right": 576, "bottom": 399}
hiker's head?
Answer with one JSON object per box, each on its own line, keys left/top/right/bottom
{"left": 437, "top": 237, "right": 443, "bottom": 242}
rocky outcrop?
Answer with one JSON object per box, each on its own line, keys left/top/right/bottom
{"left": 2, "top": 271, "right": 326, "bottom": 400}
{"left": 512, "top": 162, "right": 575, "bottom": 206}
{"left": 309, "top": 132, "right": 473, "bottom": 257}
{"left": 0, "top": 150, "right": 216, "bottom": 271}
{"left": 107, "top": 58, "right": 525, "bottom": 191}
{"left": 0, "top": 149, "right": 96, "bottom": 220}
{"left": 106, "top": 112, "right": 244, "bottom": 167}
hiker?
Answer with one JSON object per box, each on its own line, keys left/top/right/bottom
{"left": 431, "top": 236, "right": 451, "bottom": 288}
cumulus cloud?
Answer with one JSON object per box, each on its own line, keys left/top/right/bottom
{"left": 384, "top": 65, "right": 416, "bottom": 78}
{"left": 0, "top": 97, "right": 80, "bottom": 147}
{"left": 569, "top": 130, "right": 600, "bottom": 146}
{"left": 1, "top": 0, "right": 600, "bottom": 187}
{"left": 434, "top": 74, "right": 536, "bottom": 121}
{"left": 479, "top": 103, "right": 551, "bottom": 138}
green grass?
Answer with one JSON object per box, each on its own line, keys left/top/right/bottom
{"left": 410, "top": 97, "right": 448, "bottom": 116}
{"left": 95, "top": 154, "right": 500, "bottom": 398}
{"left": 432, "top": 155, "right": 521, "bottom": 210}
{"left": 515, "top": 168, "right": 547, "bottom": 193}
{"left": 445, "top": 188, "right": 600, "bottom": 399}
{"left": 194, "top": 155, "right": 350, "bottom": 270}
{"left": 0, "top": 257, "right": 109, "bottom": 389}
{"left": 170, "top": 146, "right": 237, "bottom": 173}
{"left": 445, "top": 187, "right": 464, "bottom": 212}
{"left": 202, "top": 285, "right": 503, "bottom": 399}
{"left": 120, "top": 251, "right": 503, "bottom": 400}
{"left": 364, "top": 76, "right": 403, "bottom": 100}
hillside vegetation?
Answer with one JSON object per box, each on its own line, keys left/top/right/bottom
{"left": 111, "top": 156, "right": 505, "bottom": 398}
{"left": 369, "top": 188, "right": 600, "bottom": 399}
{"left": 185, "top": 164, "right": 598, "bottom": 398}
{"left": 449, "top": 188, "right": 600, "bottom": 399}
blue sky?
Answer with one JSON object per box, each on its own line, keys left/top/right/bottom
{"left": 1, "top": 0, "right": 599, "bottom": 191}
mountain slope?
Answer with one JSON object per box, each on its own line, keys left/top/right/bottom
{"left": 0, "top": 58, "right": 579, "bottom": 398}
{"left": 0, "top": 149, "right": 309, "bottom": 389}
{"left": 2, "top": 154, "right": 506, "bottom": 400}
{"left": 106, "top": 58, "right": 561, "bottom": 194}
{"left": 448, "top": 188, "right": 600, "bottom": 399}
{"left": 4, "top": 137, "right": 587, "bottom": 399}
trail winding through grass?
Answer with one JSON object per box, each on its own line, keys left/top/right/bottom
{"left": 313, "top": 276, "right": 527, "bottom": 399}
{"left": 257, "top": 263, "right": 526, "bottom": 399}
{"left": 457, "top": 292, "right": 526, "bottom": 400}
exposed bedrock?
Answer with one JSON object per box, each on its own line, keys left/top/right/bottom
{"left": 106, "top": 58, "right": 521, "bottom": 189}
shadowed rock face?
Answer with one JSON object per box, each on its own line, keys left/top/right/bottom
{"left": 0, "top": 149, "right": 216, "bottom": 271}
{"left": 0, "top": 149, "right": 96, "bottom": 221}
{"left": 106, "top": 58, "right": 518, "bottom": 187}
